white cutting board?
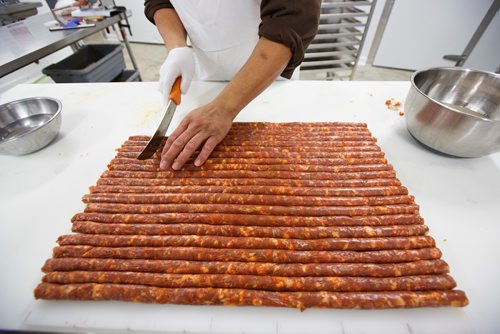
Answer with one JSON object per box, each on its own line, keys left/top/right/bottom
{"left": 1, "top": 81, "right": 497, "bottom": 333}
{"left": 25, "top": 300, "right": 472, "bottom": 334}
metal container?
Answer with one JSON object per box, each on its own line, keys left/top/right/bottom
{"left": 405, "top": 67, "right": 500, "bottom": 158}
{"left": 0, "top": 97, "right": 62, "bottom": 155}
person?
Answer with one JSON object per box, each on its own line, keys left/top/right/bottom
{"left": 144, "top": 0, "right": 321, "bottom": 170}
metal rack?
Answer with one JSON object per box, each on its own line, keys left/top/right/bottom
{"left": 301, "top": 0, "right": 376, "bottom": 80}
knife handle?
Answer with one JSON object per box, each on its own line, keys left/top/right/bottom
{"left": 169, "top": 77, "right": 182, "bottom": 105}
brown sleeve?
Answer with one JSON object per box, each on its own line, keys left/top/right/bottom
{"left": 259, "top": 0, "right": 321, "bottom": 78}
{"left": 144, "top": 0, "right": 174, "bottom": 24}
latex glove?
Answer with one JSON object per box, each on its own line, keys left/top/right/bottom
{"left": 158, "top": 47, "right": 195, "bottom": 103}
{"left": 160, "top": 103, "right": 235, "bottom": 170}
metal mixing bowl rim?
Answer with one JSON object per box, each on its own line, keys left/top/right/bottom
{"left": 410, "top": 67, "right": 500, "bottom": 123}
{"left": 0, "top": 96, "right": 62, "bottom": 145}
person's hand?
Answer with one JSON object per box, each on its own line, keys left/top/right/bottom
{"left": 158, "top": 47, "right": 195, "bottom": 103}
{"left": 160, "top": 103, "right": 235, "bottom": 170}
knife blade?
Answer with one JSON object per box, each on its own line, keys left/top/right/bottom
{"left": 137, "top": 77, "right": 182, "bottom": 160}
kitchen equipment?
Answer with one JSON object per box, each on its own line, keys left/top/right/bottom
{"left": 0, "top": 0, "right": 42, "bottom": 26}
{"left": 137, "top": 77, "right": 181, "bottom": 160}
{"left": 0, "top": 97, "right": 62, "bottom": 155}
{"left": 404, "top": 67, "right": 500, "bottom": 158}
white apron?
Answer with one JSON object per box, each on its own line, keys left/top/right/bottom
{"left": 170, "top": 0, "right": 298, "bottom": 81}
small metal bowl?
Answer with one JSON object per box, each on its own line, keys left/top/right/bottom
{"left": 405, "top": 67, "right": 500, "bottom": 157}
{"left": 0, "top": 97, "right": 62, "bottom": 155}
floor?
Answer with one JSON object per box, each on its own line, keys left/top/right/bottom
{"left": 38, "top": 39, "right": 413, "bottom": 84}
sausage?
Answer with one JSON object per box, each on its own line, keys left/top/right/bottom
{"left": 57, "top": 234, "right": 435, "bottom": 251}
{"left": 119, "top": 144, "right": 382, "bottom": 154}
{"left": 35, "top": 123, "right": 468, "bottom": 310}
{"left": 42, "top": 258, "right": 449, "bottom": 277}
{"left": 82, "top": 193, "right": 415, "bottom": 207}
{"left": 83, "top": 203, "right": 420, "bottom": 216}
{"left": 96, "top": 177, "right": 402, "bottom": 188}
{"left": 128, "top": 124, "right": 369, "bottom": 141}
{"left": 221, "top": 133, "right": 376, "bottom": 141}
{"left": 72, "top": 222, "right": 428, "bottom": 238}
{"left": 110, "top": 157, "right": 387, "bottom": 167}
{"left": 107, "top": 163, "right": 393, "bottom": 173}
{"left": 34, "top": 283, "right": 469, "bottom": 309}
{"left": 88, "top": 185, "right": 409, "bottom": 197}
{"left": 218, "top": 140, "right": 377, "bottom": 148}
{"left": 118, "top": 141, "right": 378, "bottom": 153}
{"left": 52, "top": 246, "right": 442, "bottom": 263}
{"left": 42, "top": 271, "right": 457, "bottom": 292}
{"left": 100, "top": 170, "right": 396, "bottom": 181}
{"left": 71, "top": 212, "right": 423, "bottom": 227}
{"left": 213, "top": 145, "right": 381, "bottom": 153}
{"left": 229, "top": 121, "right": 368, "bottom": 129}
{"left": 124, "top": 132, "right": 375, "bottom": 146}
{"left": 116, "top": 150, "right": 385, "bottom": 160}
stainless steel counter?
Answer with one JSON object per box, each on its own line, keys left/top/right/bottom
{"left": 0, "top": 11, "right": 140, "bottom": 78}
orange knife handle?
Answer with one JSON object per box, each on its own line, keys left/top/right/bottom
{"left": 169, "top": 77, "right": 182, "bottom": 105}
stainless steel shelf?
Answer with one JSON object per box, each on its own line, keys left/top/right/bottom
{"left": 321, "top": 1, "right": 373, "bottom": 8}
{"left": 301, "top": 0, "right": 376, "bottom": 80}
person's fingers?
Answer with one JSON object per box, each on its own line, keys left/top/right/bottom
{"left": 180, "top": 67, "right": 194, "bottom": 94}
{"left": 160, "top": 123, "right": 199, "bottom": 170}
{"left": 194, "top": 136, "right": 221, "bottom": 167}
{"left": 171, "top": 132, "right": 209, "bottom": 170}
{"left": 162, "top": 117, "right": 189, "bottom": 156}
{"left": 180, "top": 77, "right": 191, "bottom": 95}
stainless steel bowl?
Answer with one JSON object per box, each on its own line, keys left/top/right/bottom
{"left": 0, "top": 97, "right": 62, "bottom": 155}
{"left": 405, "top": 67, "right": 500, "bottom": 157}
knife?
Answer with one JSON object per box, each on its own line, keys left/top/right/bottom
{"left": 137, "top": 77, "right": 182, "bottom": 160}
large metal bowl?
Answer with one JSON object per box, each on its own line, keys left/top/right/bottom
{"left": 405, "top": 67, "right": 500, "bottom": 158}
{"left": 0, "top": 97, "right": 62, "bottom": 155}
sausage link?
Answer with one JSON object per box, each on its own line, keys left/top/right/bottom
{"left": 100, "top": 170, "right": 396, "bottom": 180}
{"left": 82, "top": 193, "right": 415, "bottom": 207}
{"left": 52, "top": 246, "right": 442, "bottom": 263}
{"left": 229, "top": 122, "right": 368, "bottom": 129}
{"left": 83, "top": 203, "right": 420, "bottom": 216}
{"left": 88, "top": 185, "right": 409, "bottom": 197}
{"left": 120, "top": 145, "right": 382, "bottom": 154}
{"left": 34, "top": 283, "right": 469, "bottom": 309}
{"left": 71, "top": 222, "right": 428, "bottom": 238}
{"left": 107, "top": 162, "right": 392, "bottom": 173}
{"left": 219, "top": 140, "right": 377, "bottom": 148}
{"left": 96, "top": 177, "right": 402, "bottom": 188}
{"left": 116, "top": 150, "right": 385, "bottom": 159}
{"left": 42, "top": 271, "right": 457, "bottom": 292}
{"left": 42, "top": 258, "right": 449, "bottom": 277}
{"left": 71, "top": 212, "right": 423, "bottom": 227}
{"left": 110, "top": 157, "right": 386, "bottom": 167}
{"left": 57, "top": 234, "right": 435, "bottom": 251}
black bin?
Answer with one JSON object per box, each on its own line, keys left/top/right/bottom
{"left": 43, "top": 44, "right": 125, "bottom": 83}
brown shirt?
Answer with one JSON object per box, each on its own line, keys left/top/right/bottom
{"left": 143, "top": 0, "right": 320, "bottom": 79}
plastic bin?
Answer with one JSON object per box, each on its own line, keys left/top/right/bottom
{"left": 43, "top": 44, "right": 125, "bottom": 83}
{"left": 112, "top": 69, "right": 140, "bottom": 82}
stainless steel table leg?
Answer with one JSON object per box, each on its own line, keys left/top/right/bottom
{"left": 117, "top": 23, "right": 142, "bottom": 81}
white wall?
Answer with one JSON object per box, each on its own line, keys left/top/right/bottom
{"left": 360, "top": 0, "right": 499, "bottom": 72}
{"left": 114, "top": 0, "right": 163, "bottom": 44}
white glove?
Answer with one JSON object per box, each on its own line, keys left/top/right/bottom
{"left": 158, "top": 47, "right": 195, "bottom": 103}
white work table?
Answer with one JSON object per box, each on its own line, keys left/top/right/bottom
{"left": 0, "top": 81, "right": 499, "bottom": 333}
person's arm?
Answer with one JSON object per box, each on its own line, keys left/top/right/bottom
{"left": 152, "top": 8, "right": 186, "bottom": 50}
{"left": 160, "top": 37, "right": 292, "bottom": 170}
{"left": 157, "top": 0, "right": 320, "bottom": 170}
{"left": 152, "top": 7, "right": 196, "bottom": 99}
